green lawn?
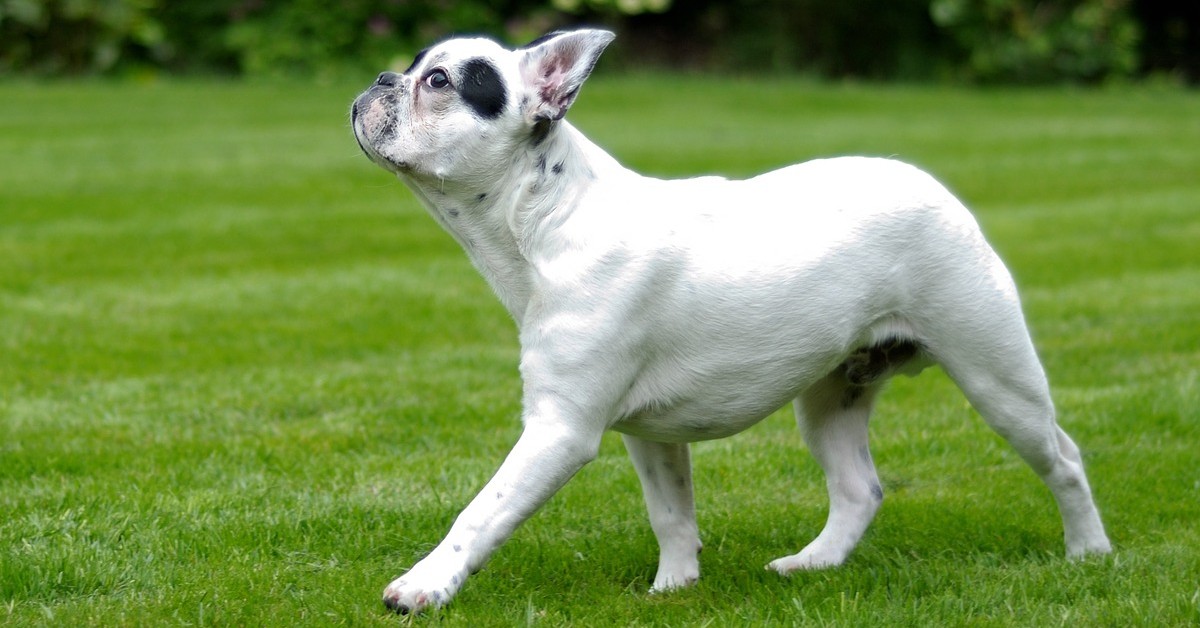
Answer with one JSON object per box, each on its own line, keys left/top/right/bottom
{"left": 2, "top": 76, "right": 1198, "bottom": 626}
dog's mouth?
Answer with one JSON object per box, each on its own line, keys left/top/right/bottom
{"left": 351, "top": 90, "right": 411, "bottom": 172}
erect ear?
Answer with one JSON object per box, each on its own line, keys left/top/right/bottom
{"left": 518, "top": 29, "right": 615, "bottom": 123}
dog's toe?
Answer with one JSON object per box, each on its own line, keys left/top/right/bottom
{"left": 382, "top": 593, "right": 410, "bottom": 615}
{"left": 382, "top": 580, "right": 428, "bottom": 615}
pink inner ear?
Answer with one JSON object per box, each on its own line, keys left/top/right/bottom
{"left": 538, "top": 55, "right": 570, "bottom": 103}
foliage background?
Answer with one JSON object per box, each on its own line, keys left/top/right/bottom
{"left": 0, "top": 0, "right": 1197, "bottom": 83}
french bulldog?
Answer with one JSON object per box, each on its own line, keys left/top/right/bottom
{"left": 350, "top": 29, "right": 1111, "bottom": 614}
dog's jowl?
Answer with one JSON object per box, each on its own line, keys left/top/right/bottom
{"left": 351, "top": 29, "right": 1112, "bottom": 614}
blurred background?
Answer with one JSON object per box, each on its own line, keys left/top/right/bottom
{"left": 0, "top": 0, "right": 1196, "bottom": 85}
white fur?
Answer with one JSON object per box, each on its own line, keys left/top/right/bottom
{"left": 351, "top": 30, "right": 1111, "bottom": 614}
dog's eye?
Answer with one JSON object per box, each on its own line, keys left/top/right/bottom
{"left": 425, "top": 69, "right": 451, "bottom": 89}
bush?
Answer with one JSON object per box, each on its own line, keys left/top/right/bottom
{"left": 930, "top": 0, "right": 1141, "bottom": 83}
{"left": 0, "top": 0, "right": 1148, "bottom": 82}
{"left": 0, "top": 0, "right": 167, "bottom": 74}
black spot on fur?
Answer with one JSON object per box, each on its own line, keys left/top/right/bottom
{"left": 841, "top": 385, "right": 865, "bottom": 409}
{"left": 843, "top": 337, "right": 919, "bottom": 386}
{"left": 475, "top": 192, "right": 487, "bottom": 202}
{"left": 404, "top": 48, "right": 430, "bottom": 74}
{"left": 446, "top": 207, "right": 460, "bottom": 218}
{"left": 459, "top": 58, "right": 506, "bottom": 119}
{"left": 535, "top": 154, "right": 547, "bottom": 173}
{"left": 530, "top": 119, "right": 552, "bottom": 147}
{"left": 552, "top": 161, "right": 564, "bottom": 174}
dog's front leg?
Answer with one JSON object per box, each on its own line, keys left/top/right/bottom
{"left": 622, "top": 435, "right": 702, "bottom": 592}
{"left": 382, "top": 414, "right": 603, "bottom": 614}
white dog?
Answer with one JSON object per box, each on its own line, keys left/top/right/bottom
{"left": 350, "top": 29, "right": 1111, "bottom": 614}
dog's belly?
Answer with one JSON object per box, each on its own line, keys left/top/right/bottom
{"left": 610, "top": 330, "right": 927, "bottom": 443}
{"left": 611, "top": 331, "right": 849, "bottom": 442}
{"left": 612, "top": 384, "right": 802, "bottom": 442}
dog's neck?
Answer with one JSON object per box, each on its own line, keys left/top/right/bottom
{"left": 402, "top": 120, "right": 631, "bottom": 323}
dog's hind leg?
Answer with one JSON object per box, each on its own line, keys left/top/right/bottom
{"left": 622, "top": 435, "right": 702, "bottom": 591}
{"left": 921, "top": 282, "right": 1112, "bottom": 559}
{"left": 768, "top": 371, "right": 884, "bottom": 574}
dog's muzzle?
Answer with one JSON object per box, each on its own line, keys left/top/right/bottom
{"left": 351, "top": 75, "right": 408, "bottom": 168}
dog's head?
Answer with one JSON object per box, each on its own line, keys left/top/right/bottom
{"left": 351, "top": 29, "right": 614, "bottom": 183}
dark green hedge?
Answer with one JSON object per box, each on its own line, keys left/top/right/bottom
{"left": 0, "top": 0, "right": 1190, "bottom": 83}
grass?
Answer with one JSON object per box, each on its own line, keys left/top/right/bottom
{"left": 2, "top": 75, "right": 1198, "bottom": 626}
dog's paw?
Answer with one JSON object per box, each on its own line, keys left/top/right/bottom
{"left": 648, "top": 569, "right": 699, "bottom": 594}
{"left": 647, "top": 542, "right": 702, "bottom": 593}
{"left": 381, "top": 560, "right": 468, "bottom": 615}
{"left": 766, "top": 548, "right": 845, "bottom": 575}
{"left": 1066, "top": 536, "right": 1113, "bottom": 560}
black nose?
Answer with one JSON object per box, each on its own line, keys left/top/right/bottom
{"left": 375, "top": 72, "right": 400, "bottom": 87}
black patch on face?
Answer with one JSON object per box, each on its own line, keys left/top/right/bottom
{"left": 404, "top": 48, "right": 430, "bottom": 74}
{"left": 459, "top": 58, "right": 506, "bottom": 119}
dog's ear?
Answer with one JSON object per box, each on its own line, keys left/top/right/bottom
{"left": 518, "top": 29, "right": 615, "bottom": 123}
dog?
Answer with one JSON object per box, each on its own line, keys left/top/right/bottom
{"left": 350, "top": 29, "right": 1111, "bottom": 614}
